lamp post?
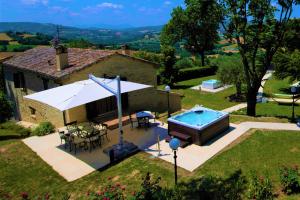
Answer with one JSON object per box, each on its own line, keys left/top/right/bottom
{"left": 165, "top": 85, "right": 171, "bottom": 118}
{"left": 169, "top": 137, "right": 180, "bottom": 185}
{"left": 291, "top": 86, "right": 297, "bottom": 122}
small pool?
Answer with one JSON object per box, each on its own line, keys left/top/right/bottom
{"left": 202, "top": 79, "right": 222, "bottom": 89}
{"left": 169, "top": 106, "right": 228, "bottom": 130}
{"left": 168, "top": 106, "right": 229, "bottom": 145}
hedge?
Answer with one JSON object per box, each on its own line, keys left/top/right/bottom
{"left": 176, "top": 66, "right": 217, "bottom": 81}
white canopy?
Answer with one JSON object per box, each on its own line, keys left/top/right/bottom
{"left": 24, "top": 77, "right": 152, "bottom": 111}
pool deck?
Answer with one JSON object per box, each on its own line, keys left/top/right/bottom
{"left": 191, "top": 85, "right": 232, "bottom": 93}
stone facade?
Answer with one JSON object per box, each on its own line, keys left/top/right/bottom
{"left": 4, "top": 53, "right": 182, "bottom": 127}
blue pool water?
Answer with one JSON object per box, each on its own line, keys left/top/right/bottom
{"left": 172, "top": 109, "right": 224, "bottom": 127}
{"left": 203, "top": 79, "right": 218, "bottom": 84}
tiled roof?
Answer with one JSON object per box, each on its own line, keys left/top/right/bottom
{"left": 3, "top": 47, "right": 116, "bottom": 79}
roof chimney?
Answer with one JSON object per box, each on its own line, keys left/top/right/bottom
{"left": 121, "top": 44, "right": 130, "bottom": 56}
{"left": 55, "top": 45, "right": 68, "bottom": 71}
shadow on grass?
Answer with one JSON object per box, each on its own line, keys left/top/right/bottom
{"left": 0, "top": 134, "right": 30, "bottom": 141}
{"left": 172, "top": 85, "right": 195, "bottom": 90}
{"left": 174, "top": 170, "right": 247, "bottom": 200}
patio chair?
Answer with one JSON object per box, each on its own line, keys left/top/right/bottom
{"left": 129, "top": 113, "right": 138, "bottom": 128}
{"left": 86, "top": 132, "right": 101, "bottom": 152}
{"left": 138, "top": 116, "right": 150, "bottom": 128}
{"left": 72, "top": 135, "right": 87, "bottom": 155}
{"left": 92, "top": 123, "right": 109, "bottom": 142}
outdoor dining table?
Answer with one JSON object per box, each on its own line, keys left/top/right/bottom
{"left": 136, "top": 111, "right": 154, "bottom": 127}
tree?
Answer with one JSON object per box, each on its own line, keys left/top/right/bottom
{"left": 284, "top": 18, "right": 300, "bottom": 51}
{"left": 220, "top": 0, "right": 299, "bottom": 116}
{"left": 160, "top": 46, "right": 177, "bottom": 86}
{"left": 68, "top": 38, "right": 93, "bottom": 49}
{"left": 161, "top": 0, "right": 222, "bottom": 66}
{"left": 273, "top": 49, "right": 300, "bottom": 81}
{"left": 0, "top": 91, "right": 12, "bottom": 122}
{"left": 216, "top": 54, "right": 245, "bottom": 99}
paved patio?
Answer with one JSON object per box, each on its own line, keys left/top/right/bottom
{"left": 23, "top": 119, "right": 300, "bottom": 182}
{"left": 23, "top": 121, "right": 168, "bottom": 182}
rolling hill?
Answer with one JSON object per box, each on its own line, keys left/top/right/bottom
{"left": 0, "top": 22, "right": 163, "bottom": 45}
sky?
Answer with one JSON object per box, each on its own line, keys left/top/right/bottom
{"left": 0, "top": 0, "right": 299, "bottom": 28}
{"left": 0, "top": 0, "right": 185, "bottom": 28}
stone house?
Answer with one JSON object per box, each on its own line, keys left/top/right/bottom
{"left": 3, "top": 46, "right": 181, "bottom": 127}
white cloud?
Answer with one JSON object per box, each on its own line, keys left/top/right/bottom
{"left": 97, "top": 2, "right": 123, "bottom": 9}
{"left": 21, "top": 0, "right": 48, "bottom": 5}
{"left": 164, "top": 1, "right": 172, "bottom": 5}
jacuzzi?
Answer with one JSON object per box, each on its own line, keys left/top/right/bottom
{"left": 202, "top": 79, "right": 222, "bottom": 89}
{"left": 168, "top": 106, "right": 229, "bottom": 145}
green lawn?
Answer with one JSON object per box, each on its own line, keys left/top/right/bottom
{"left": 1, "top": 123, "right": 300, "bottom": 199}
{"left": 193, "top": 130, "right": 300, "bottom": 200}
{"left": 233, "top": 102, "right": 300, "bottom": 120}
{"left": 264, "top": 77, "right": 296, "bottom": 98}
{"left": 160, "top": 75, "right": 240, "bottom": 110}
{"left": 230, "top": 114, "right": 289, "bottom": 124}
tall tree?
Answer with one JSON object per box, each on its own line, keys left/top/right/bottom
{"left": 161, "top": 0, "right": 222, "bottom": 66}
{"left": 160, "top": 46, "right": 177, "bottom": 86}
{"left": 221, "top": 0, "right": 299, "bottom": 116}
{"left": 274, "top": 49, "right": 300, "bottom": 81}
{"left": 216, "top": 55, "right": 245, "bottom": 99}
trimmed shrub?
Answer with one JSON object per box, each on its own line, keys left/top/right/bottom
{"left": 33, "top": 121, "right": 55, "bottom": 136}
{"left": 247, "top": 171, "right": 274, "bottom": 200}
{"left": 175, "top": 57, "right": 195, "bottom": 69}
{"left": 176, "top": 66, "right": 217, "bottom": 81}
{"left": 0, "top": 121, "right": 31, "bottom": 137}
{"left": 280, "top": 165, "right": 300, "bottom": 194}
{"left": 0, "top": 91, "right": 13, "bottom": 122}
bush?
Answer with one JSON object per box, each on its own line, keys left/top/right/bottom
{"left": 176, "top": 66, "right": 217, "bottom": 81}
{"left": 0, "top": 91, "right": 13, "bottom": 122}
{"left": 33, "top": 121, "right": 55, "bottom": 136}
{"left": 247, "top": 171, "right": 274, "bottom": 200}
{"left": 174, "top": 57, "right": 194, "bottom": 69}
{"left": 87, "top": 179, "right": 125, "bottom": 200}
{"left": 134, "top": 172, "right": 163, "bottom": 200}
{"left": 0, "top": 121, "right": 31, "bottom": 137}
{"left": 280, "top": 165, "right": 300, "bottom": 194}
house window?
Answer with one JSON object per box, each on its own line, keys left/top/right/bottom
{"left": 13, "top": 72, "right": 26, "bottom": 89}
{"left": 42, "top": 78, "right": 49, "bottom": 90}
{"left": 29, "top": 107, "right": 36, "bottom": 118}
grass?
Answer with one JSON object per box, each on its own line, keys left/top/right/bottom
{"left": 193, "top": 129, "right": 300, "bottom": 199}
{"left": 233, "top": 102, "right": 300, "bottom": 121}
{"left": 0, "top": 122, "right": 31, "bottom": 140}
{"left": 230, "top": 114, "right": 289, "bottom": 124}
{"left": 0, "top": 33, "right": 12, "bottom": 41}
{"left": 1, "top": 129, "right": 300, "bottom": 199}
{"left": 264, "top": 77, "right": 296, "bottom": 98}
{"left": 160, "top": 75, "right": 240, "bottom": 110}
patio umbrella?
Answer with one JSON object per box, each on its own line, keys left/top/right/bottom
{"left": 24, "top": 77, "right": 152, "bottom": 111}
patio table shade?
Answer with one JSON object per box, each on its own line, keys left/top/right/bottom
{"left": 24, "top": 77, "right": 152, "bottom": 111}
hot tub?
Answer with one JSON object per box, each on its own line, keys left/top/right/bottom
{"left": 168, "top": 106, "right": 229, "bottom": 145}
{"left": 202, "top": 79, "right": 222, "bottom": 89}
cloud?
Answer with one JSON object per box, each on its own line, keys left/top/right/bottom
{"left": 97, "top": 2, "right": 123, "bottom": 9}
{"left": 21, "top": 0, "right": 48, "bottom": 5}
{"left": 83, "top": 2, "right": 123, "bottom": 13}
{"left": 164, "top": 1, "right": 172, "bottom": 5}
{"left": 49, "top": 6, "right": 67, "bottom": 12}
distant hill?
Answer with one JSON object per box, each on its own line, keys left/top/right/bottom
{"left": 0, "top": 22, "right": 163, "bottom": 45}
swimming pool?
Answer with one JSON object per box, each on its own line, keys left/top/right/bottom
{"left": 168, "top": 106, "right": 229, "bottom": 145}
{"left": 202, "top": 79, "right": 222, "bottom": 89}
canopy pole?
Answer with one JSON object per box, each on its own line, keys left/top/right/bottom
{"left": 89, "top": 74, "right": 123, "bottom": 149}
{"left": 116, "top": 76, "right": 124, "bottom": 148}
